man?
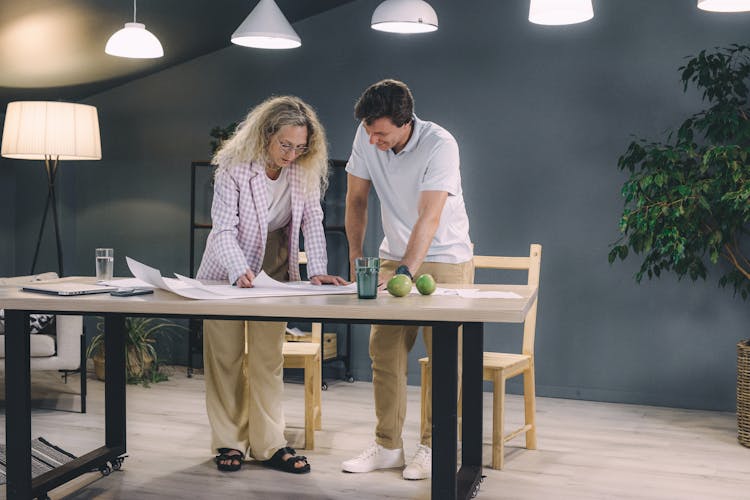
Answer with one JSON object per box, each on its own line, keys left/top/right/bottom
{"left": 341, "top": 79, "right": 474, "bottom": 480}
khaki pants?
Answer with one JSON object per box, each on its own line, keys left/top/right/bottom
{"left": 370, "top": 259, "right": 474, "bottom": 449}
{"left": 203, "top": 229, "right": 289, "bottom": 460}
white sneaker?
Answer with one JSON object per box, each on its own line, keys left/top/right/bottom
{"left": 402, "top": 444, "right": 431, "bottom": 480}
{"left": 341, "top": 442, "right": 405, "bottom": 473}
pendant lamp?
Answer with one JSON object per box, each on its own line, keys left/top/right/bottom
{"left": 529, "top": 0, "right": 594, "bottom": 25}
{"left": 105, "top": 0, "right": 164, "bottom": 58}
{"left": 232, "top": 0, "right": 301, "bottom": 49}
{"left": 698, "top": 0, "right": 750, "bottom": 12}
{"left": 371, "top": 0, "right": 438, "bottom": 34}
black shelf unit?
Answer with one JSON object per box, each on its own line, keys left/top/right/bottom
{"left": 187, "top": 160, "right": 354, "bottom": 387}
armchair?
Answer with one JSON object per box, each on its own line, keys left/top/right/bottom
{"left": 0, "top": 272, "right": 86, "bottom": 413}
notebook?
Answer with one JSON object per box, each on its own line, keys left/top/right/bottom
{"left": 21, "top": 283, "right": 117, "bottom": 296}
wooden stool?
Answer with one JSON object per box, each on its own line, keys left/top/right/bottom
{"left": 282, "top": 341, "right": 322, "bottom": 449}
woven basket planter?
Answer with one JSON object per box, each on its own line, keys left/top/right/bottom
{"left": 739, "top": 340, "right": 750, "bottom": 448}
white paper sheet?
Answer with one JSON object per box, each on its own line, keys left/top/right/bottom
{"left": 101, "top": 278, "right": 154, "bottom": 288}
{"left": 125, "top": 257, "right": 356, "bottom": 300}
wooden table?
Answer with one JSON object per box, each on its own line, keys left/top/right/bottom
{"left": 0, "top": 280, "right": 537, "bottom": 500}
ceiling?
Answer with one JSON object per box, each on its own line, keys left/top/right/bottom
{"left": 0, "top": 0, "right": 356, "bottom": 109}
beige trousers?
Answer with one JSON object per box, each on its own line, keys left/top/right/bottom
{"left": 203, "top": 228, "right": 289, "bottom": 460}
{"left": 370, "top": 259, "right": 474, "bottom": 449}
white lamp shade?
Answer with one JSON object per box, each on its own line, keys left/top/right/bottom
{"left": 698, "top": 0, "right": 750, "bottom": 12}
{"left": 1, "top": 102, "right": 102, "bottom": 161}
{"left": 371, "top": 0, "right": 439, "bottom": 33}
{"left": 105, "top": 22, "right": 164, "bottom": 58}
{"left": 529, "top": 0, "right": 594, "bottom": 25}
{"left": 231, "top": 0, "right": 301, "bottom": 49}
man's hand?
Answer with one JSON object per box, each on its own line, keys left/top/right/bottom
{"left": 310, "top": 274, "right": 349, "bottom": 285}
{"left": 377, "top": 269, "right": 395, "bottom": 290}
{"left": 235, "top": 269, "right": 256, "bottom": 288}
{"left": 345, "top": 174, "right": 370, "bottom": 280}
{"left": 399, "top": 190, "right": 448, "bottom": 272}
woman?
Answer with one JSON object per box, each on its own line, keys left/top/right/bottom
{"left": 196, "top": 96, "right": 347, "bottom": 474}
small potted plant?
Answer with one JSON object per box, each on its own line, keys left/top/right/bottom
{"left": 610, "top": 44, "right": 749, "bottom": 445}
{"left": 86, "top": 317, "right": 185, "bottom": 385}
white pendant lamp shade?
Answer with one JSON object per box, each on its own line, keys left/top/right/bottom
{"left": 529, "top": 0, "right": 594, "bottom": 25}
{"left": 105, "top": 22, "right": 164, "bottom": 58}
{"left": 698, "top": 0, "right": 750, "bottom": 12}
{"left": 2, "top": 102, "right": 101, "bottom": 161}
{"left": 371, "top": 0, "right": 438, "bottom": 34}
{"left": 232, "top": 0, "right": 301, "bottom": 49}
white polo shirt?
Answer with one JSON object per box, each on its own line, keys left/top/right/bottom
{"left": 346, "top": 115, "right": 472, "bottom": 264}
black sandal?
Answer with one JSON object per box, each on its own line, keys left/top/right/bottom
{"left": 262, "top": 446, "right": 310, "bottom": 474}
{"left": 215, "top": 448, "right": 244, "bottom": 472}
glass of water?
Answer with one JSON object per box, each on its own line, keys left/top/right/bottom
{"left": 95, "top": 248, "right": 114, "bottom": 282}
{"left": 355, "top": 257, "right": 380, "bottom": 299}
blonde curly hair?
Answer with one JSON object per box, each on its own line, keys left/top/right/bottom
{"left": 213, "top": 95, "right": 329, "bottom": 196}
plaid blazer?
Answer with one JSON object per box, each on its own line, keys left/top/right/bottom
{"left": 196, "top": 161, "right": 327, "bottom": 284}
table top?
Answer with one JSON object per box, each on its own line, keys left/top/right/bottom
{"left": 0, "top": 277, "right": 537, "bottom": 324}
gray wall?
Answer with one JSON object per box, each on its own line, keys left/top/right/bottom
{"left": 6, "top": 0, "right": 750, "bottom": 410}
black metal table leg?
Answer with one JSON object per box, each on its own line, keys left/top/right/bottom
{"left": 187, "top": 318, "right": 198, "bottom": 377}
{"left": 432, "top": 322, "right": 459, "bottom": 499}
{"left": 104, "top": 314, "right": 127, "bottom": 450}
{"left": 345, "top": 324, "right": 354, "bottom": 381}
{"left": 80, "top": 333, "right": 88, "bottom": 414}
{"left": 458, "top": 322, "right": 484, "bottom": 498}
{"left": 6, "top": 310, "right": 33, "bottom": 499}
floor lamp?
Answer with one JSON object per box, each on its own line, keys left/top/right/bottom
{"left": 1, "top": 101, "right": 101, "bottom": 276}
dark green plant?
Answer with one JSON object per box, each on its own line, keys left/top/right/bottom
{"left": 86, "top": 317, "right": 186, "bottom": 386}
{"left": 610, "top": 44, "right": 750, "bottom": 300}
{"left": 209, "top": 122, "right": 238, "bottom": 155}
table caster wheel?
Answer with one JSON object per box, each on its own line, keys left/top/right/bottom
{"left": 322, "top": 382, "right": 328, "bottom": 391}
{"left": 346, "top": 376, "right": 355, "bottom": 383}
{"left": 112, "top": 457, "right": 124, "bottom": 470}
{"left": 471, "top": 483, "right": 481, "bottom": 498}
{"left": 99, "top": 464, "right": 112, "bottom": 476}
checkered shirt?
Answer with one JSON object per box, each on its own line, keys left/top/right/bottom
{"left": 196, "top": 161, "right": 327, "bottom": 284}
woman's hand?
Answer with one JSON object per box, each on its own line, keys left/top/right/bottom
{"left": 309, "top": 274, "right": 349, "bottom": 286}
{"left": 235, "top": 269, "right": 256, "bottom": 288}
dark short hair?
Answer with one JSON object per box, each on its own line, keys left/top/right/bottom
{"left": 354, "top": 79, "right": 414, "bottom": 127}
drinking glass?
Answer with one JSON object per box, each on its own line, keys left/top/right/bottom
{"left": 95, "top": 248, "right": 114, "bottom": 282}
{"left": 355, "top": 257, "right": 380, "bottom": 299}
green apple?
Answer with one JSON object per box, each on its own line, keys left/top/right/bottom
{"left": 387, "top": 274, "right": 412, "bottom": 297}
{"left": 415, "top": 274, "right": 436, "bottom": 295}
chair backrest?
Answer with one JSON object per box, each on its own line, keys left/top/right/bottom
{"left": 297, "top": 252, "right": 322, "bottom": 342}
{"left": 473, "top": 244, "right": 541, "bottom": 356}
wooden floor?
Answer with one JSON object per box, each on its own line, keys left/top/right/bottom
{"left": 1, "top": 369, "right": 749, "bottom": 500}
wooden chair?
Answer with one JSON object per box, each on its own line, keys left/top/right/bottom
{"left": 281, "top": 251, "right": 323, "bottom": 449}
{"left": 419, "top": 243, "right": 542, "bottom": 469}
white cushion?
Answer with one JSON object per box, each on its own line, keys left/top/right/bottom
{"left": 0, "top": 334, "right": 56, "bottom": 358}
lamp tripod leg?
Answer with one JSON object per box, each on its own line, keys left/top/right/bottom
{"left": 30, "top": 157, "right": 63, "bottom": 276}
{"left": 30, "top": 190, "right": 52, "bottom": 275}
{"left": 49, "top": 180, "right": 64, "bottom": 277}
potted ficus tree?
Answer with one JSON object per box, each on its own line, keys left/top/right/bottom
{"left": 609, "top": 44, "right": 750, "bottom": 446}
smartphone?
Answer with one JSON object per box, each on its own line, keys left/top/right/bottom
{"left": 110, "top": 288, "right": 154, "bottom": 297}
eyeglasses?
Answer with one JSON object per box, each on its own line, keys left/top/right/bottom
{"left": 275, "top": 137, "right": 309, "bottom": 156}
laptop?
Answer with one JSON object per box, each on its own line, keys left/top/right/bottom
{"left": 22, "top": 282, "right": 118, "bottom": 296}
